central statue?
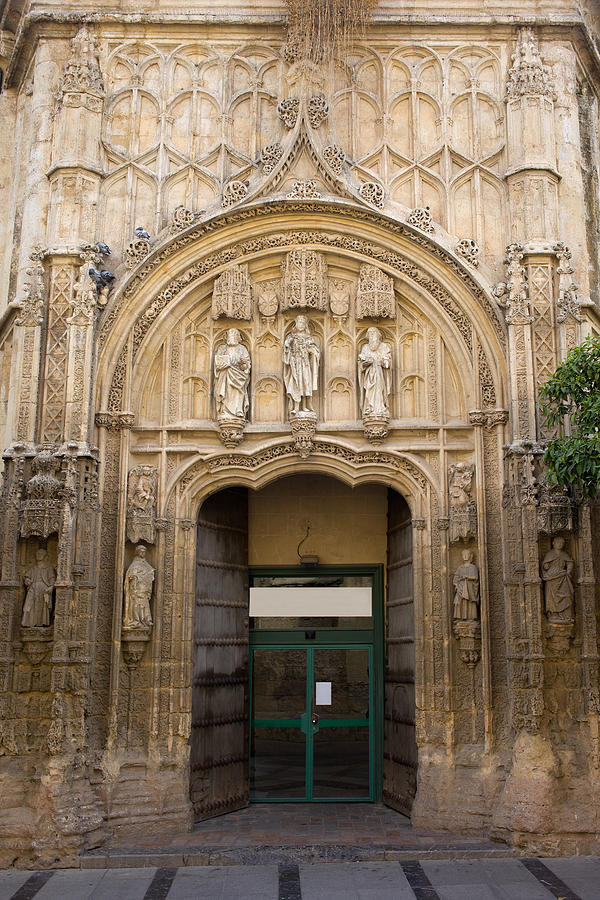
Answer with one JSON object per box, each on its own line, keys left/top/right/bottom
{"left": 283, "top": 315, "right": 320, "bottom": 414}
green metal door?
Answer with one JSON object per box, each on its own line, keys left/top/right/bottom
{"left": 250, "top": 643, "right": 374, "bottom": 801}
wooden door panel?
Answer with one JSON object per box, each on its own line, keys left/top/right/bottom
{"left": 384, "top": 489, "right": 417, "bottom": 815}
{"left": 191, "top": 487, "right": 249, "bottom": 820}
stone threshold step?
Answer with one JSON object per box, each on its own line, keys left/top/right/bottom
{"left": 80, "top": 845, "right": 517, "bottom": 868}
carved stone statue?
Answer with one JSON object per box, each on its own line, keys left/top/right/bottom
{"left": 213, "top": 328, "right": 251, "bottom": 421}
{"left": 542, "top": 537, "right": 575, "bottom": 623}
{"left": 358, "top": 327, "right": 392, "bottom": 418}
{"left": 453, "top": 549, "right": 480, "bottom": 622}
{"left": 448, "top": 462, "right": 477, "bottom": 542}
{"left": 283, "top": 316, "right": 320, "bottom": 414}
{"left": 127, "top": 465, "right": 157, "bottom": 544}
{"left": 123, "top": 545, "right": 154, "bottom": 629}
{"left": 21, "top": 549, "right": 56, "bottom": 628}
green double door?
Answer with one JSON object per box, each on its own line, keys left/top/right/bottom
{"left": 250, "top": 643, "right": 374, "bottom": 801}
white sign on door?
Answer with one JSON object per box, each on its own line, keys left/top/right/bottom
{"left": 315, "top": 681, "right": 332, "bottom": 705}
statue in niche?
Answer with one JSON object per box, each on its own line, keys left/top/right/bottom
{"left": 21, "top": 549, "right": 56, "bottom": 628}
{"left": 542, "top": 537, "right": 575, "bottom": 623}
{"left": 123, "top": 545, "right": 154, "bottom": 629}
{"left": 453, "top": 549, "right": 480, "bottom": 622}
{"left": 283, "top": 315, "right": 320, "bottom": 415}
{"left": 358, "top": 327, "right": 392, "bottom": 418}
{"left": 213, "top": 328, "right": 251, "bottom": 421}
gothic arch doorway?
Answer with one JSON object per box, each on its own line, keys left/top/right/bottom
{"left": 190, "top": 474, "right": 416, "bottom": 820}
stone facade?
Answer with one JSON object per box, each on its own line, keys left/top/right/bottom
{"left": 0, "top": 0, "right": 599, "bottom": 867}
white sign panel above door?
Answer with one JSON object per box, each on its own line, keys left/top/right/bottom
{"left": 249, "top": 587, "right": 372, "bottom": 617}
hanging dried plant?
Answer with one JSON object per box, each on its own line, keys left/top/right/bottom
{"left": 284, "top": 0, "right": 378, "bottom": 63}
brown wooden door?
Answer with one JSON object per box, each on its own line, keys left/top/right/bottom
{"left": 384, "top": 489, "right": 417, "bottom": 814}
{"left": 191, "top": 487, "right": 249, "bottom": 820}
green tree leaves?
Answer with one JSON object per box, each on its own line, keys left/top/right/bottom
{"left": 538, "top": 335, "right": 600, "bottom": 499}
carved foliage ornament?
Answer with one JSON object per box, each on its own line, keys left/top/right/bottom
{"left": 493, "top": 242, "right": 532, "bottom": 324}
{"left": 212, "top": 263, "right": 253, "bottom": 320}
{"left": 287, "top": 180, "right": 322, "bottom": 199}
{"left": 358, "top": 182, "right": 384, "bottom": 208}
{"left": 506, "top": 27, "right": 554, "bottom": 101}
{"left": 308, "top": 94, "right": 329, "bottom": 128}
{"left": 356, "top": 263, "right": 395, "bottom": 319}
{"left": 554, "top": 243, "right": 582, "bottom": 323}
{"left": 57, "top": 27, "right": 105, "bottom": 99}
{"left": 126, "top": 466, "right": 157, "bottom": 545}
{"left": 262, "top": 143, "right": 284, "bottom": 174}
{"left": 222, "top": 180, "right": 249, "bottom": 207}
{"left": 406, "top": 206, "right": 434, "bottom": 233}
{"left": 456, "top": 239, "right": 480, "bottom": 268}
{"left": 277, "top": 98, "right": 300, "bottom": 128}
{"left": 323, "top": 145, "right": 345, "bottom": 174}
{"left": 15, "top": 247, "right": 46, "bottom": 327}
{"left": 126, "top": 237, "right": 151, "bottom": 269}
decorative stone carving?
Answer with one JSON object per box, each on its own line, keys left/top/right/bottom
{"left": 358, "top": 182, "right": 384, "bottom": 208}
{"left": 407, "top": 206, "right": 434, "bottom": 233}
{"left": 506, "top": 27, "right": 554, "bottom": 100}
{"left": 323, "top": 145, "right": 345, "bottom": 174}
{"left": 536, "top": 479, "right": 575, "bottom": 535}
{"left": 456, "top": 238, "right": 480, "bottom": 267}
{"left": 15, "top": 247, "right": 45, "bottom": 327}
{"left": 356, "top": 264, "right": 395, "bottom": 319}
{"left": 222, "top": 179, "right": 249, "bottom": 207}
{"left": 70, "top": 272, "right": 98, "bottom": 323}
{"left": 358, "top": 327, "right": 392, "bottom": 444}
{"left": 262, "top": 143, "right": 283, "bottom": 174}
{"left": 280, "top": 249, "right": 328, "bottom": 311}
{"left": 308, "top": 94, "right": 328, "bottom": 127}
{"left": 277, "top": 97, "right": 300, "bottom": 128}
{"left": 126, "top": 237, "right": 151, "bottom": 269}
{"left": 126, "top": 466, "right": 157, "bottom": 545}
{"left": 290, "top": 411, "right": 317, "bottom": 458}
{"left": 56, "top": 26, "right": 104, "bottom": 101}
{"left": 211, "top": 263, "right": 253, "bottom": 320}
{"left": 453, "top": 549, "right": 481, "bottom": 667}
{"left": 493, "top": 242, "right": 532, "bottom": 324}
{"left": 283, "top": 315, "right": 320, "bottom": 414}
{"left": 21, "top": 549, "right": 56, "bottom": 628}
{"left": 213, "top": 328, "right": 251, "bottom": 447}
{"left": 20, "top": 628, "right": 53, "bottom": 666}
{"left": 287, "top": 180, "right": 322, "bottom": 199}
{"left": 542, "top": 537, "right": 575, "bottom": 623}
{"left": 256, "top": 281, "right": 279, "bottom": 317}
{"left": 329, "top": 280, "right": 351, "bottom": 319}
{"left": 170, "top": 205, "right": 199, "bottom": 232}
{"left": 448, "top": 462, "right": 477, "bottom": 542}
{"left": 554, "top": 243, "right": 582, "bottom": 322}
{"left": 20, "top": 449, "right": 62, "bottom": 539}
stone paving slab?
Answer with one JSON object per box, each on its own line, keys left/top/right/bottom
{"left": 1, "top": 858, "right": 599, "bottom": 899}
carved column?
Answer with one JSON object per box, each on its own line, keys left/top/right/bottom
{"left": 505, "top": 28, "right": 559, "bottom": 248}
{"left": 47, "top": 27, "right": 104, "bottom": 250}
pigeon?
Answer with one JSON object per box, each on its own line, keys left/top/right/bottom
{"left": 135, "top": 226, "right": 150, "bottom": 240}
{"left": 89, "top": 267, "right": 115, "bottom": 289}
{"left": 95, "top": 241, "right": 112, "bottom": 256}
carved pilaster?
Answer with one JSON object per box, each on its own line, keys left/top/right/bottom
{"left": 495, "top": 243, "right": 536, "bottom": 442}
{"left": 48, "top": 27, "right": 105, "bottom": 248}
{"left": 12, "top": 247, "right": 46, "bottom": 446}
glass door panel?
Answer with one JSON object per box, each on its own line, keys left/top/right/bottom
{"left": 313, "top": 726, "right": 370, "bottom": 798}
{"left": 250, "top": 644, "right": 373, "bottom": 801}
{"left": 250, "top": 648, "right": 308, "bottom": 799}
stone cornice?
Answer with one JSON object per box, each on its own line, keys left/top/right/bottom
{"left": 3, "top": 8, "right": 594, "bottom": 88}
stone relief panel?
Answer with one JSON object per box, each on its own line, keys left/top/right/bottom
{"left": 126, "top": 465, "right": 158, "bottom": 545}
{"left": 211, "top": 263, "right": 253, "bottom": 320}
{"left": 133, "top": 249, "right": 470, "bottom": 433}
{"left": 97, "top": 38, "right": 508, "bottom": 271}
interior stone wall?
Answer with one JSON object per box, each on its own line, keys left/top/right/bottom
{"left": 248, "top": 475, "right": 388, "bottom": 565}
